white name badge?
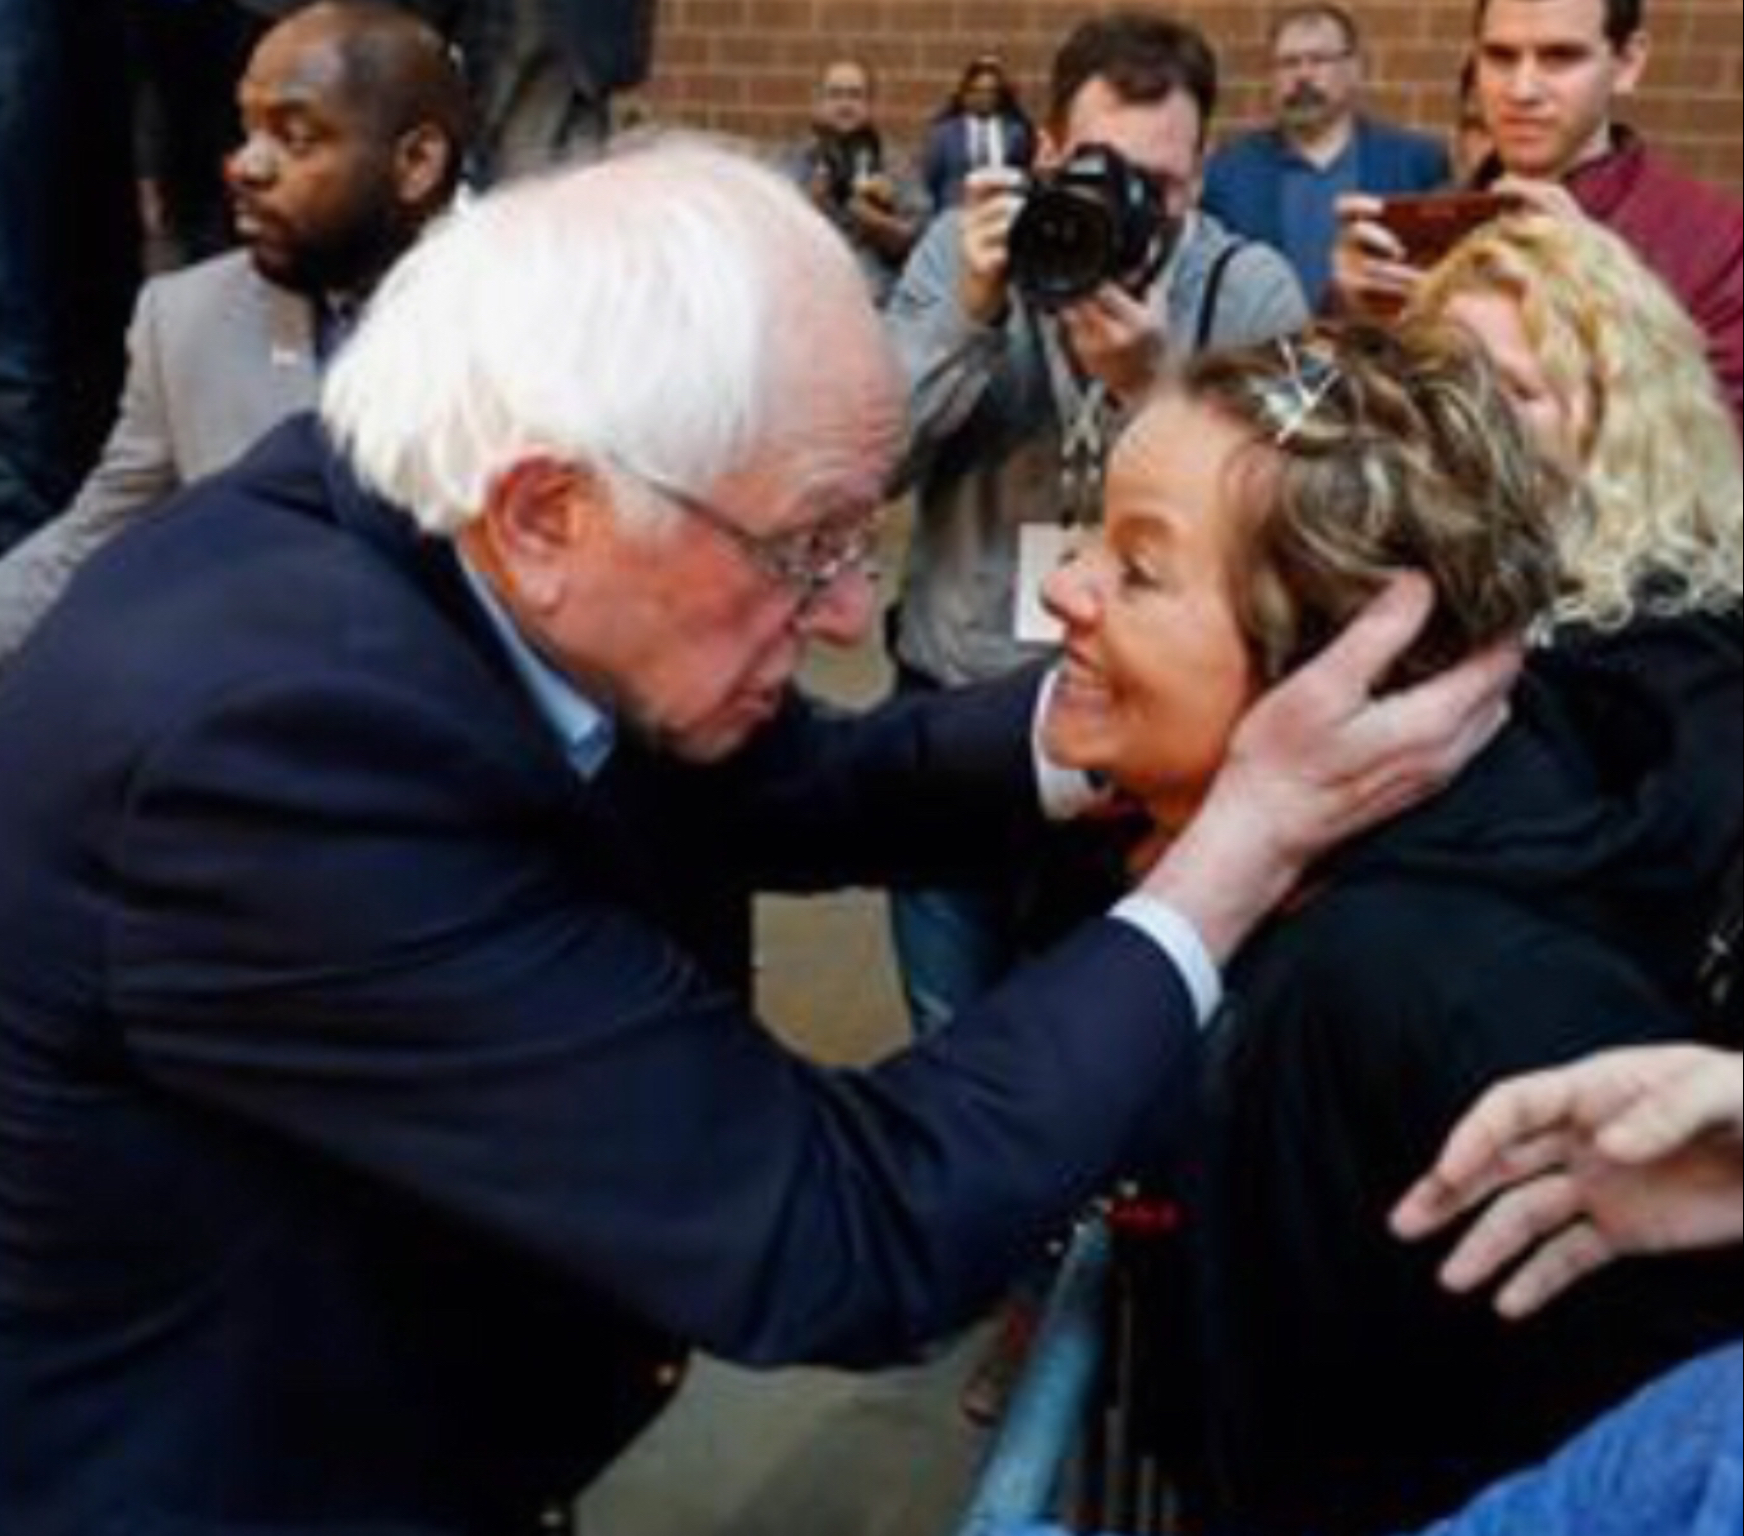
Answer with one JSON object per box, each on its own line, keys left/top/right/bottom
{"left": 1014, "top": 524, "right": 1079, "bottom": 646}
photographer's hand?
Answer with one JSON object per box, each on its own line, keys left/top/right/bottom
{"left": 960, "top": 167, "right": 1026, "bottom": 326}
{"left": 1061, "top": 284, "right": 1165, "bottom": 404}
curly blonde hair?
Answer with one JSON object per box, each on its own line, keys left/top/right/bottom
{"left": 1410, "top": 214, "right": 1743, "bottom": 632}
{"left": 1182, "top": 322, "right": 1571, "bottom": 686}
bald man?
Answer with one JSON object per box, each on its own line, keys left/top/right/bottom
{"left": 0, "top": 0, "right": 469, "bottom": 666}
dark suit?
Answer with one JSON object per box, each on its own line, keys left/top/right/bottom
{"left": 0, "top": 416, "right": 1200, "bottom": 1535}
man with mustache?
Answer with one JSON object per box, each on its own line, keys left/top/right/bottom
{"left": 0, "top": 0, "right": 469, "bottom": 667}
{"left": 1203, "top": 3, "right": 1450, "bottom": 306}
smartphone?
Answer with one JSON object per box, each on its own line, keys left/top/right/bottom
{"left": 1376, "top": 191, "right": 1515, "bottom": 269}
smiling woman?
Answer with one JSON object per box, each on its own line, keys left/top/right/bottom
{"left": 1059, "top": 324, "right": 1743, "bottom": 1536}
{"left": 1041, "top": 321, "right": 1568, "bottom": 830}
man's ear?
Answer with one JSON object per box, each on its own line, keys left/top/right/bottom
{"left": 395, "top": 123, "right": 454, "bottom": 210}
{"left": 1037, "top": 124, "right": 1065, "bottom": 172}
{"left": 1614, "top": 29, "right": 1651, "bottom": 97}
{"left": 470, "top": 458, "right": 601, "bottom": 614}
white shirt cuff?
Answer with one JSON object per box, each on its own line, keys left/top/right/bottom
{"left": 1110, "top": 894, "right": 1224, "bottom": 1028}
{"left": 1032, "top": 667, "right": 1104, "bottom": 821}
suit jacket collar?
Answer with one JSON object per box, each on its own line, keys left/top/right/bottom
{"left": 241, "top": 414, "right": 520, "bottom": 702}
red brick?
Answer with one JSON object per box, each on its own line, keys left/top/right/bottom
{"left": 643, "top": 0, "right": 1744, "bottom": 197}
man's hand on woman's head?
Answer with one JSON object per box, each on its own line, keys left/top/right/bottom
{"left": 1393, "top": 1045, "right": 1744, "bottom": 1320}
{"left": 1140, "top": 573, "right": 1521, "bottom": 961}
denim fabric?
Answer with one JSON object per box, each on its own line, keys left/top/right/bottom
{"left": 1010, "top": 1344, "right": 1743, "bottom": 1536}
{"left": 1417, "top": 1345, "right": 1743, "bottom": 1536}
{"left": 0, "top": 0, "right": 63, "bottom": 546}
{"left": 889, "top": 882, "right": 1020, "bottom": 1038}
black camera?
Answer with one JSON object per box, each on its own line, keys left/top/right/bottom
{"left": 1008, "top": 144, "right": 1180, "bottom": 310}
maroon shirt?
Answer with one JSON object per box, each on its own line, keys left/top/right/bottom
{"left": 1566, "top": 129, "right": 1744, "bottom": 434}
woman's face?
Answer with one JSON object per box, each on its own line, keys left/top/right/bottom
{"left": 1440, "top": 287, "right": 1591, "bottom": 471}
{"left": 1041, "top": 394, "right": 1261, "bottom": 830}
{"left": 963, "top": 69, "right": 1004, "bottom": 118}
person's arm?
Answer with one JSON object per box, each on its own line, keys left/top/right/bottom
{"left": 1689, "top": 214, "right": 1744, "bottom": 435}
{"left": 109, "top": 655, "right": 1205, "bottom": 1371}
{"left": 1393, "top": 1045, "right": 1744, "bottom": 1318}
{"left": 726, "top": 573, "right": 1515, "bottom": 968}
{"left": 0, "top": 278, "right": 180, "bottom": 662}
{"left": 885, "top": 171, "right": 1026, "bottom": 483}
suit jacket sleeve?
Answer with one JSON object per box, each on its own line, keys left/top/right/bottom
{"left": 695, "top": 666, "right": 1053, "bottom": 893}
{"left": 107, "top": 661, "right": 1200, "bottom": 1368}
{"left": 0, "top": 278, "right": 180, "bottom": 663}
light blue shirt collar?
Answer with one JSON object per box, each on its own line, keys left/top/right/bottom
{"left": 457, "top": 557, "right": 616, "bottom": 780}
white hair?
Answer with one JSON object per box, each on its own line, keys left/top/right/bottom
{"left": 321, "top": 134, "right": 876, "bottom": 535}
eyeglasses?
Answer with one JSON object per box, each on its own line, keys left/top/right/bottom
{"left": 1273, "top": 47, "right": 1355, "bottom": 71}
{"left": 623, "top": 466, "right": 883, "bottom": 608}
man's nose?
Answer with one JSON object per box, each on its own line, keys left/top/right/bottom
{"left": 226, "top": 134, "right": 278, "bottom": 188}
{"left": 1502, "top": 59, "right": 1543, "bottom": 100}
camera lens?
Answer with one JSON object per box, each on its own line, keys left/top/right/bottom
{"left": 1008, "top": 144, "right": 1174, "bottom": 311}
{"left": 1009, "top": 189, "right": 1119, "bottom": 309}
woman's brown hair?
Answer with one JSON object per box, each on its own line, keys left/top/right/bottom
{"left": 1181, "top": 321, "right": 1575, "bottom": 686}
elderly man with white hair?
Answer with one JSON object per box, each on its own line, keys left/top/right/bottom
{"left": 0, "top": 139, "right": 1511, "bottom": 1534}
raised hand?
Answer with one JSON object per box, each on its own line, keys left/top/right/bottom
{"left": 1393, "top": 1045, "right": 1744, "bottom": 1318}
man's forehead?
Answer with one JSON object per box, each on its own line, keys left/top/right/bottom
{"left": 1481, "top": 0, "right": 1612, "bottom": 44}
{"left": 1277, "top": 15, "right": 1348, "bottom": 47}
{"left": 242, "top": 27, "right": 353, "bottom": 112}
{"left": 1068, "top": 82, "right": 1203, "bottom": 164}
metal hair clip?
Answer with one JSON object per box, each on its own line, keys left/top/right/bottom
{"left": 1266, "top": 337, "right": 1343, "bottom": 447}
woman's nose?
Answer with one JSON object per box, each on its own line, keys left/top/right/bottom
{"left": 1042, "top": 552, "right": 1100, "bottom": 630}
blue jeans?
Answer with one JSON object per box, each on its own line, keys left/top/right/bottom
{"left": 1011, "top": 1343, "right": 1743, "bottom": 1536}
{"left": 889, "top": 881, "right": 1020, "bottom": 1039}
{"left": 0, "top": 0, "right": 62, "bottom": 547}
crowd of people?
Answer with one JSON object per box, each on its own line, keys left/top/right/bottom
{"left": 0, "top": 3, "right": 1738, "bottom": 1536}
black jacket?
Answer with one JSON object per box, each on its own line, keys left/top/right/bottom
{"left": 1183, "top": 612, "right": 1743, "bottom": 1536}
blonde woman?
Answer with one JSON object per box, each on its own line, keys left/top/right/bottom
{"left": 1036, "top": 321, "right": 1741, "bottom": 1536}
{"left": 1410, "top": 213, "right": 1740, "bottom": 635}
{"left": 1412, "top": 211, "right": 1742, "bottom": 1035}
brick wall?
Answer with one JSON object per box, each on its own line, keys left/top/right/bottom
{"left": 637, "top": 0, "right": 1743, "bottom": 197}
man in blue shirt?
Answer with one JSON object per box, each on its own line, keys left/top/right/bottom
{"left": 1203, "top": 2, "right": 1450, "bottom": 305}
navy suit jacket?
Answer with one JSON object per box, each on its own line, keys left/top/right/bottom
{"left": 0, "top": 417, "right": 1199, "bottom": 1535}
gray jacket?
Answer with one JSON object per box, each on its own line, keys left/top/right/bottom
{"left": 887, "top": 209, "right": 1309, "bottom": 688}
{"left": 0, "top": 252, "right": 317, "bottom": 664}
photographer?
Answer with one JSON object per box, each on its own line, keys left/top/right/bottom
{"left": 781, "top": 58, "right": 928, "bottom": 307}
{"left": 883, "top": 10, "right": 1309, "bottom": 1040}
